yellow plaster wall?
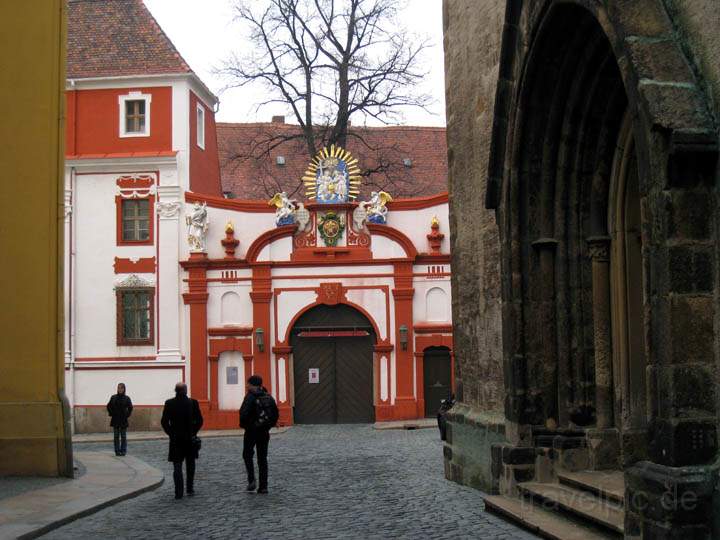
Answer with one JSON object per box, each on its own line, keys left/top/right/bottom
{"left": 0, "top": 1, "right": 72, "bottom": 476}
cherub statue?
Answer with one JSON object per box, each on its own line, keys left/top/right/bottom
{"left": 185, "top": 201, "right": 209, "bottom": 252}
{"left": 352, "top": 201, "right": 370, "bottom": 234}
{"left": 365, "top": 191, "right": 393, "bottom": 224}
{"left": 268, "top": 192, "right": 297, "bottom": 226}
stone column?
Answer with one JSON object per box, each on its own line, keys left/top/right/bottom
{"left": 587, "top": 236, "right": 613, "bottom": 429}
{"left": 530, "top": 238, "right": 558, "bottom": 426}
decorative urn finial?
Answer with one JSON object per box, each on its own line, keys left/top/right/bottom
{"left": 427, "top": 215, "right": 444, "bottom": 253}
{"left": 221, "top": 220, "right": 239, "bottom": 259}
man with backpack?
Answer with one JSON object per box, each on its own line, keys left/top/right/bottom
{"left": 240, "top": 375, "right": 279, "bottom": 494}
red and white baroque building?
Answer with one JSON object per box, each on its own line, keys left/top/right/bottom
{"left": 64, "top": 0, "right": 453, "bottom": 432}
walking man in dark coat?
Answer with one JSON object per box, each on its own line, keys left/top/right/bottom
{"left": 107, "top": 383, "right": 133, "bottom": 456}
{"left": 161, "top": 382, "right": 203, "bottom": 499}
{"left": 240, "top": 375, "right": 278, "bottom": 494}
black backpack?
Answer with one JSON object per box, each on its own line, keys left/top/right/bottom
{"left": 254, "top": 392, "right": 279, "bottom": 429}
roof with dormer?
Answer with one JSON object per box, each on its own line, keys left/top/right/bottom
{"left": 66, "top": 0, "right": 193, "bottom": 79}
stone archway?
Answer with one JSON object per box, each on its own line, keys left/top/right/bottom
{"left": 492, "top": 3, "right": 631, "bottom": 435}
{"left": 482, "top": 0, "right": 719, "bottom": 534}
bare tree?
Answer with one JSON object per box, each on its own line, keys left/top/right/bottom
{"left": 218, "top": 0, "right": 433, "bottom": 197}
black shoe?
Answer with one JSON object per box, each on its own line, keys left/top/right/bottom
{"left": 187, "top": 489, "right": 195, "bottom": 496}
{"left": 257, "top": 487, "right": 268, "bottom": 494}
{"left": 246, "top": 481, "right": 256, "bottom": 492}
{"left": 175, "top": 494, "right": 183, "bottom": 500}
{"left": 115, "top": 453, "right": 121, "bottom": 456}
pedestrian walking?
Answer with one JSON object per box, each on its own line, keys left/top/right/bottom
{"left": 240, "top": 375, "right": 279, "bottom": 494}
{"left": 106, "top": 383, "right": 133, "bottom": 456}
{"left": 161, "top": 382, "right": 203, "bottom": 499}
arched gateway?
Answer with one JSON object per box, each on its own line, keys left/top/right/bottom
{"left": 290, "top": 304, "right": 375, "bottom": 424}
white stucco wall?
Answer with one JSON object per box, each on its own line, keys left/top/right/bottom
{"left": 73, "top": 368, "right": 182, "bottom": 406}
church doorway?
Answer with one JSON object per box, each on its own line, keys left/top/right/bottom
{"left": 610, "top": 113, "right": 648, "bottom": 461}
{"left": 290, "top": 304, "right": 375, "bottom": 424}
{"left": 423, "top": 347, "right": 452, "bottom": 417}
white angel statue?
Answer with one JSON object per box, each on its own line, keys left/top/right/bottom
{"left": 185, "top": 201, "right": 209, "bottom": 252}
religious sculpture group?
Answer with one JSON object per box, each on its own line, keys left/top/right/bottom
{"left": 266, "top": 146, "right": 393, "bottom": 248}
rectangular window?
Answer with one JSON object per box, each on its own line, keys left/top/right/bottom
{"left": 117, "top": 289, "right": 154, "bottom": 345}
{"left": 119, "top": 92, "right": 151, "bottom": 137}
{"left": 125, "top": 100, "right": 146, "bottom": 134}
{"left": 196, "top": 104, "right": 205, "bottom": 149}
{"left": 121, "top": 199, "right": 150, "bottom": 242}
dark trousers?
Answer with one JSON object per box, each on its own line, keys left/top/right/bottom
{"left": 113, "top": 427, "right": 127, "bottom": 455}
{"left": 243, "top": 429, "right": 270, "bottom": 489}
{"left": 173, "top": 456, "right": 196, "bottom": 497}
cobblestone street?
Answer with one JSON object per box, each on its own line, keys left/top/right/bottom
{"left": 43, "top": 426, "right": 536, "bottom": 539}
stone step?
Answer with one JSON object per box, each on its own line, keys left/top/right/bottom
{"left": 518, "top": 481, "right": 624, "bottom": 535}
{"left": 558, "top": 470, "right": 625, "bottom": 505}
{"left": 483, "top": 494, "right": 619, "bottom": 540}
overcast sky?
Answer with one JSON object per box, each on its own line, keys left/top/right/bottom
{"left": 143, "top": 0, "right": 446, "bottom": 126}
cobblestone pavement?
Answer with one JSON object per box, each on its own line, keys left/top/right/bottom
{"left": 43, "top": 426, "right": 537, "bottom": 540}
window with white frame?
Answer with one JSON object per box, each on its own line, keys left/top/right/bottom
{"left": 196, "top": 103, "right": 205, "bottom": 149}
{"left": 119, "top": 91, "right": 151, "bottom": 137}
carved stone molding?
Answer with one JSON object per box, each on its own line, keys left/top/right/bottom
{"left": 156, "top": 201, "right": 181, "bottom": 218}
{"left": 587, "top": 236, "right": 611, "bottom": 262}
{"left": 114, "top": 274, "right": 155, "bottom": 289}
{"left": 316, "top": 282, "right": 347, "bottom": 306}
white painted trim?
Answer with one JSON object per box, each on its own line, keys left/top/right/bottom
{"left": 196, "top": 103, "right": 205, "bottom": 150}
{"left": 65, "top": 156, "right": 177, "bottom": 171}
{"left": 66, "top": 73, "right": 219, "bottom": 107}
{"left": 119, "top": 91, "right": 152, "bottom": 138}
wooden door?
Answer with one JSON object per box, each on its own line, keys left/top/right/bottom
{"left": 290, "top": 304, "right": 376, "bottom": 424}
{"left": 293, "top": 338, "right": 336, "bottom": 424}
{"left": 335, "top": 337, "right": 375, "bottom": 423}
{"left": 424, "top": 348, "right": 452, "bottom": 417}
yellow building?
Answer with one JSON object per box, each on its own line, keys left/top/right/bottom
{"left": 0, "top": 1, "right": 72, "bottom": 476}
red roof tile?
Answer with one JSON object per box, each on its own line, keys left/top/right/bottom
{"left": 67, "top": 0, "right": 192, "bottom": 79}
{"left": 217, "top": 122, "right": 448, "bottom": 200}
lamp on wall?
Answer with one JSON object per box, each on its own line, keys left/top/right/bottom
{"left": 255, "top": 328, "right": 265, "bottom": 352}
{"left": 399, "top": 325, "right": 408, "bottom": 351}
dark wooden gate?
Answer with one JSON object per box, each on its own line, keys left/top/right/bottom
{"left": 423, "top": 347, "right": 452, "bottom": 417}
{"left": 293, "top": 338, "right": 336, "bottom": 424}
{"left": 291, "top": 304, "right": 375, "bottom": 424}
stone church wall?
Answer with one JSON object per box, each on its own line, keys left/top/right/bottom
{"left": 663, "top": 0, "right": 720, "bottom": 120}
{"left": 442, "top": 0, "right": 506, "bottom": 490}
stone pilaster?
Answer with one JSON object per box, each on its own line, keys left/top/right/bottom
{"left": 155, "top": 186, "right": 183, "bottom": 362}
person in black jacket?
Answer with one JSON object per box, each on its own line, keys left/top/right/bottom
{"left": 107, "top": 383, "right": 133, "bottom": 456}
{"left": 240, "top": 375, "right": 278, "bottom": 494}
{"left": 161, "top": 382, "right": 203, "bottom": 499}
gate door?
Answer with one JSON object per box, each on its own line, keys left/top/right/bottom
{"left": 293, "top": 338, "right": 336, "bottom": 424}
{"left": 291, "top": 304, "right": 375, "bottom": 424}
{"left": 335, "top": 337, "right": 374, "bottom": 423}
{"left": 423, "top": 347, "right": 452, "bottom": 417}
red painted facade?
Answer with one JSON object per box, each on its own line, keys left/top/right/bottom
{"left": 189, "top": 91, "right": 222, "bottom": 196}
{"left": 66, "top": 87, "right": 173, "bottom": 156}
